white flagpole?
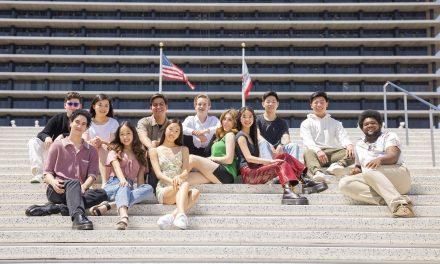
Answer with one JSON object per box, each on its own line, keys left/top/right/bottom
{"left": 241, "top": 42, "right": 245, "bottom": 108}
{"left": 159, "top": 42, "right": 163, "bottom": 93}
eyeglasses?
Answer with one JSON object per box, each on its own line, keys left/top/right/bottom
{"left": 66, "top": 102, "right": 80, "bottom": 107}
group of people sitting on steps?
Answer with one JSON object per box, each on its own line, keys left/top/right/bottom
{"left": 25, "top": 90, "right": 415, "bottom": 231}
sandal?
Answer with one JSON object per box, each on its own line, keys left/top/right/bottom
{"left": 115, "top": 216, "right": 129, "bottom": 230}
{"left": 89, "top": 201, "right": 111, "bottom": 216}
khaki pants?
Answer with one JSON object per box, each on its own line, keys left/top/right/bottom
{"left": 303, "top": 148, "right": 354, "bottom": 176}
{"left": 338, "top": 164, "right": 412, "bottom": 212}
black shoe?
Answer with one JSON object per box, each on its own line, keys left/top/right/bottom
{"left": 281, "top": 188, "right": 309, "bottom": 205}
{"left": 25, "top": 203, "right": 61, "bottom": 216}
{"left": 72, "top": 213, "right": 93, "bottom": 230}
{"left": 301, "top": 179, "right": 328, "bottom": 194}
{"left": 58, "top": 204, "right": 70, "bottom": 216}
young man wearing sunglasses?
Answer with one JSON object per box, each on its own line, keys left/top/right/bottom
{"left": 28, "top": 92, "right": 82, "bottom": 183}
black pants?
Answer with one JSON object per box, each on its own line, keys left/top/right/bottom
{"left": 184, "top": 135, "right": 209, "bottom": 157}
{"left": 46, "top": 179, "right": 107, "bottom": 219}
{"left": 146, "top": 158, "right": 158, "bottom": 193}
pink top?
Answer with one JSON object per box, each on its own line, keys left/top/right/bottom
{"left": 44, "top": 138, "right": 98, "bottom": 184}
{"left": 106, "top": 150, "right": 146, "bottom": 182}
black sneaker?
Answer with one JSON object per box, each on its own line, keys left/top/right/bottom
{"left": 58, "top": 204, "right": 70, "bottom": 216}
{"left": 25, "top": 203, "right": 61, "bottom": 216}
{"left": 301, "top": 179, "right": 328, "bottom": 194}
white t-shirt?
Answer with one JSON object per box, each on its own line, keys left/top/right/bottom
{"left": 355, "top": 131, "right": 404, "bottom": 171}
{"left": 87, "top": 117, "right": 119, "bottom": 142}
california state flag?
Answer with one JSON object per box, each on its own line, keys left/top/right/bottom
{"left": 242, "top": 60, "right": 252, "bottom": 98}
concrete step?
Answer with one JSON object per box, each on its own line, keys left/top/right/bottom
{"left": 1, "top": 204, "right": 438, "bottom": 217}
{"left": 0, "top": 245, "right": 438, "bottom": 262}
{"left": 0, "top": 172, "right": 440, "bottom": 185}
{"left": 1, "top": 229, "right": 439, "bottom": 247}
{"left": 2, "top": 215, "right": 440, "bottom": 231}
{"left": 0, "top": 182, "right": 438, "bottom": 195}
{"left": 2, "top": 191, "right": 439, "bottom": 206}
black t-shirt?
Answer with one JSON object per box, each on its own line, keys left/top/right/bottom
{"left": 256, "top": 115, "right": 289, "bottom": 147}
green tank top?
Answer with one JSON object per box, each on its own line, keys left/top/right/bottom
{"left": 211, "top": 135, "right": 237, "bottom": 179}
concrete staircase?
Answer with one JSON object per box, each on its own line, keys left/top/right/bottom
{"left": 0, "top": 127, "right": 439, "bottom": 263}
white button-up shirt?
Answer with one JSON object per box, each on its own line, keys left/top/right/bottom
{"left": 182, "top": 115, "right": 220, "bottom": 148}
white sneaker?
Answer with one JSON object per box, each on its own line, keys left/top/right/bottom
{"left": 326, "top": 162, "right": 346, "bottom": 176}
{"left": 157, "top": 214, "right": 174, "bottom": 230}
{"left": 312, "top": 171, "right": 327, "bottom": 182}
{"left": 30, "top": 174, "right": 43, "bottom": 184}
{"left": 173, "top": 213, "right": 188, "bottom": 230}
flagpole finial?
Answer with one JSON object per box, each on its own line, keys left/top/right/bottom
{"left": 241, "top": 43, "right": 246, "bottom": 48}
{"left": 159, "top": 42, "right": 164, "bottom": 47}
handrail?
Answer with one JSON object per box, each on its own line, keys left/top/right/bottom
{"left": 383, "top": 81, "right": 438, "bottom": 166}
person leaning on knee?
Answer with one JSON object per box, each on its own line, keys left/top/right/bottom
{"left": 338, "top": 109, "right": 414, "bottom": 218}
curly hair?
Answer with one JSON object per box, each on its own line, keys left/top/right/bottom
{"left": 358, "top": 109, "right": 383, "bottom": 129}
{"left": 69, "top": 109, "right": 91, "bottom": 129}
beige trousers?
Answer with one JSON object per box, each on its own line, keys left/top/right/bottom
{"left": 303, "top": 148, "right": 354, "bottom": 176}
{"left": 338, "top": 164, "right": 412, "bottom": 212}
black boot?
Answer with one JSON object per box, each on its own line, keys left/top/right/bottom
{"left": 72, "top": 213, "right": 93, "bottom": 230}
{"left": 281, "top": 186, "right": 308, "bottom": 205}
{"left": 25, "top": 202, "right": 61, "bottom": 216}
{"left": 300, "top": 174, "right": 328, "bottom": 194}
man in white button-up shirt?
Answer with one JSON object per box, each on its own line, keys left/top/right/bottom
{"left": 183, "top": 94, "right": 220, "bottom": 157}
{"left": 300, "top": 91, "right": 354, "bottom": 182}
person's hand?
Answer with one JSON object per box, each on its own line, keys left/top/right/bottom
{"left": 317, "top": 150, "right": 328, "bottom": 165}
{"left": 172, "top": 177, "right": 182, "bottom": 191}
{"left": 119, "top": 179, "right": 129, "bottom": 187}
{"left": 51, "top": 179, "right": 65, "bottom": 194}
{"left": 44, "top": 137, "right": 53, "bottom": 150}
{"left": 192, "top": 130, "right": 203, "bottom": 136}
{"left": 366, "top": 157, "right": 382, "bottom": 170}
{"left": 346, "top": 144, "right": 355, "bottom": 159}
{"left": 274, "top": 145, "right": 283, "bottom": 155}
{"left": 271, "top": 159, "right": 284, "bottom": 164}
{"left": 90, "top": 137, "right": 103, "bottom": 148}
{"left": 349, "top": 167, "right": 362, "bottom": 175}
{"left": 208, "top": 156, "right": 218, "bottom": 163}
{"left": 151, "top": 140, "right": 160, "bottom": 148}
{"left": 198, "top": 134, "right": 208, "bottom": 143}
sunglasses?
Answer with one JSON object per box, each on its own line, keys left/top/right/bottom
{"left": 66, "top": 102, "right": 80, "bottom": 107}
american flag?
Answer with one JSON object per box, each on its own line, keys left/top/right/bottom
{"left": 242, "top": 60, "right": 252, "bottom": 98}
{"left": 162, "top": 54, "right": 195, "bottom": 90}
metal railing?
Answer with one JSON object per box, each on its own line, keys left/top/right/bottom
{"left": 383, "top": 81, "right": 439, "bottom": 166}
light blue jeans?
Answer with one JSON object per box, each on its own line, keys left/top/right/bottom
{"left": 259, "top": 139, "right": 300, "bottom": 160}
{"left": 104, "top": 176, "right": 154, "bottom": 209}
